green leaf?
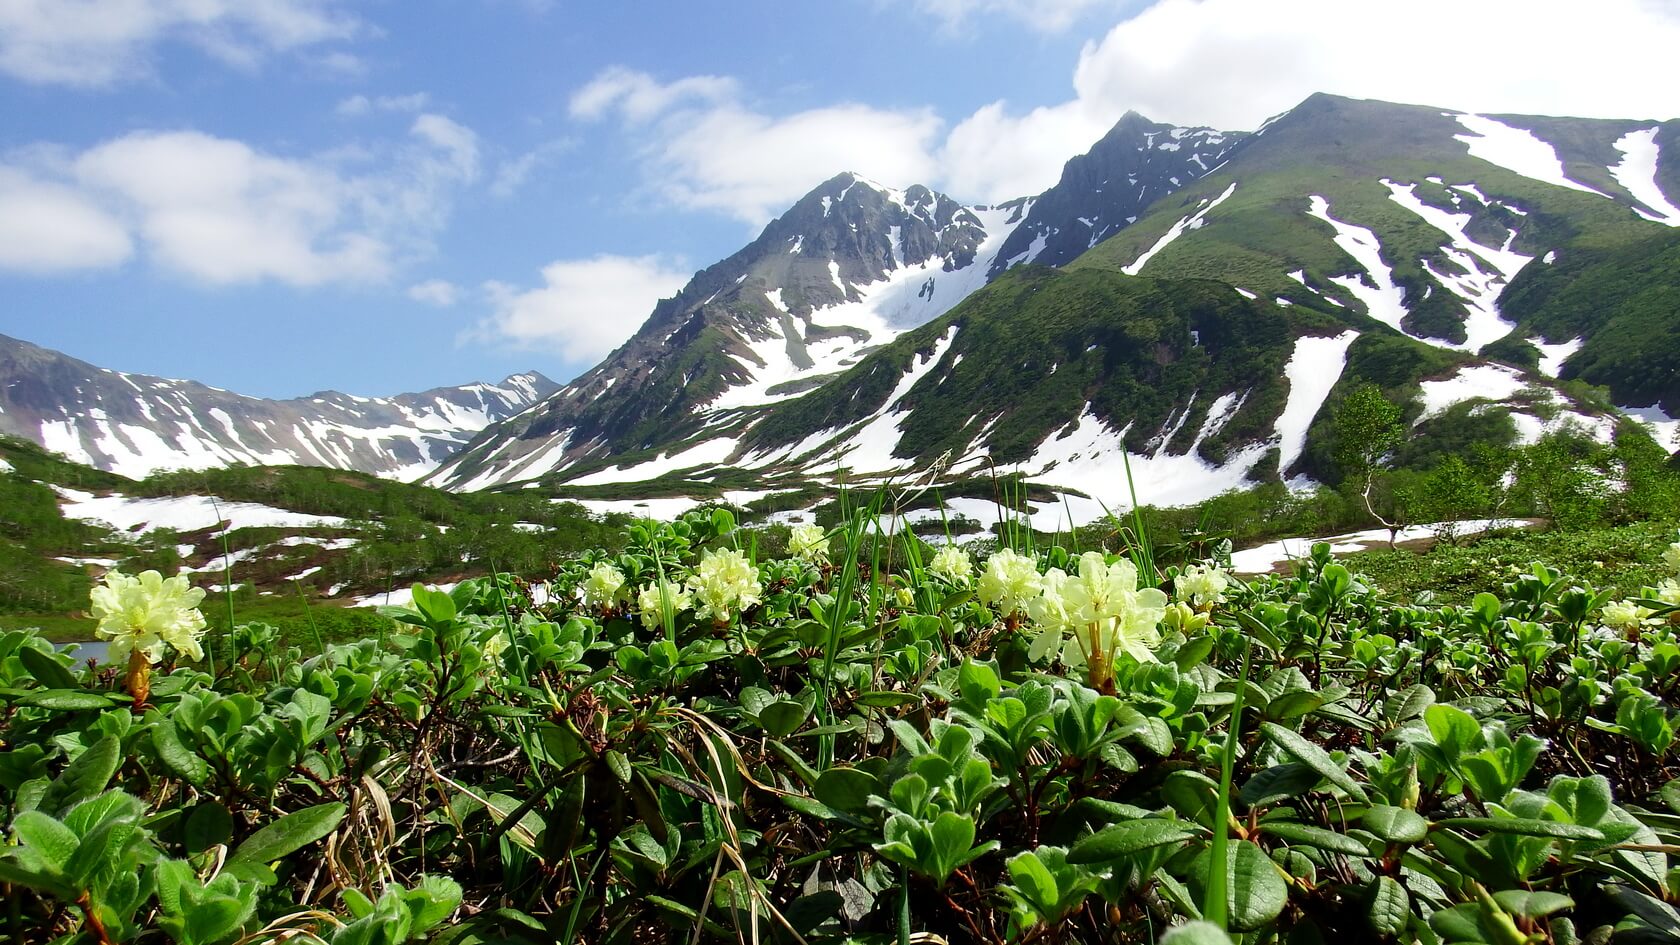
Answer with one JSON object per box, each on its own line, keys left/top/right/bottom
{"left": 1265, "top": 691, "right": 1325, "bottom": 721}
{"left": 1362, "top": 805, "right": 1429, "bottom": 844}
{"left": 1437, "top": 817, "right": 1604, "bottom": 841}
{"left": 1365, "top": 875, "right": 1408, "bottom": 936}
{"left": 814, "top": 767, "right": 878, "bottom": 813}
{"left": 604, "top": 750, "right": 631, "bottom": 785}
{"left": 1005, "top": 850, "right": 1059, "bottom": 915}
{"left": 1384, "top": 684, "right": 1435, "bottom": 723}
{"left": 1226, "top": 840, "right": 1288, "bottom": 931}
{"left": 757, "top": 700, "right": 809, "bottom": 738}
{"left": 152, "top": 723, "right": 208, "bottom": 786}
{"left": 227, "top": 803, "right": 346, "bottom": 877}
{"left": 11, "top": 811, "right": 78, "bottom": 872}
{"left": 22, "top": 690, "right": 116, "bottom": 711}
{"left": 1068, "top": 819, "right": 1200, "bottom": 864}
{"left": 1260, "top": 722, "right": 1367, "bottom": 801}
{"left": 929, "top": 811, "right": 977, "bottom": 882}
{"left": 184, "top": 803, "right": 233, "bottom": 854}
{"left": 1259, "top": 821, "right": 1368, "bottom": 855}
{"left": 19, "top": 648, "right": 77, "bottom": 690}
{"left": 1160, "top": 922, "right": 1236, "bottom": 945}
{"left": 45, "top": 734, "right": 120, "bottom": 813}
{"left": 1492, "top": 890, "right": 1573, "bottom": 919}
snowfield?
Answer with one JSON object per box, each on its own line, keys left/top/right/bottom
{"left": 54, "top": 487, "right": 349, "bottom": 534}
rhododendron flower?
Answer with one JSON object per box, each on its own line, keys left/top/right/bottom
{"left": 638, "top": 580, "right": 693, "bottom": 631}
{"left": 1026, "top": 568, "right": 1072, "bottom": 661}
{"left": 686, "top": 548, "right": 762, "bottom": 623}
{"left": 1664, "top": 541, "right": 1680, "bottom": 573}
{"left": 978, "top": 549, "right": 1042, "bottom": 617}
{"left": 581, "top": 562, "right": 627, "bottom": 610}
{"left": 1603, "top": 599, "right": 1654, "bottom": 630}
{"left": 90, "top": 569, "right": 208, "bottom": 708}
{"left": 788, "top": 523, "right": 829, "bottom": 566}
{"left": 90, "top": 569, "right": 207, "bottom": 666}
{"left": 1058, "top": 552, "right": 1169, "bottom": 667}
{"left": 1175, "top": 563, "right": 1230, "bottom": 609}
{"left": 928, "top": 545, "right": 973, "bottom": 585}
{"left": 1657, "top": 578, "right": 1680, "bottom": 607}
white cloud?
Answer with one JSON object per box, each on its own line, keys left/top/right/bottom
{"left": 490, "top": 138, "right": 575, "bottom": 198}
{"left": 908, "top": 0, "right": 1117, "bottom": 32}
{"left": 478, "top": 255, "right": 690, "bottom": 362}
{"left": 569, "top": 66, "right": 738, "bottom": 124}
{"left": 0, "top": 0, "right": 360, "bottom": 87}
{"left": 336, "top": 92, "right": 431, "bottom": 117}
{"left": 572, "top": 67, "right": 943, "bottom": 224}
{"left": 936, "top": 0, "right": 1680, "bottom": 203}
{"left": 0, "top": 167, "right": 132, "bottom": 272}
{"left": 0, "top": 115, "right": 480, "bottom": 285}
{"left": 407, "top": 279, "right": 460, "bottom": 307}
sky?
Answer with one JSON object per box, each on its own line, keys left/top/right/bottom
{"left": 2, "top": 0, "right": 1678, "bottom": 400}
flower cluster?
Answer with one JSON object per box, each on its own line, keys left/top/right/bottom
{"left": 978, "top": 549, "right": 1043, "bottom": 617}
{"left": 637, "top": 580, "right": 693, "bottom": 631}
{"left": 1663, "top": 539, "right": 1680, "bottom": 573}
{"left": 1603, "top": 599, "right": 1655, "bottom": 631}
{"left": 1043, "top": 552, "right": 1170, "bottom": 671}
{"left": 928, "top": 545, "right": 973, "bottom": 585}
{"left": 788, "top": 523, "right": 829, "bottom": 566}
{"left": 89, "top": 570, "right": 208, "bottom": 666}
{"left": 686, "top": 548, "right": 762, "bottom": 623}
{"left": 581, "top": 562, "right": 627, "bottom": 610}
{"left": 1175, "top": 563, "right": 1230, "bottom": 610}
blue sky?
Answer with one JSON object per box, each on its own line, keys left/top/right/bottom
{"left": 2, "top": 0, "right": 1676, "bottom": 399}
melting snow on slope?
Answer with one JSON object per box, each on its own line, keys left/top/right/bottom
{"left": 1415, "top": 365, "right": 1529, "bottom": 421}
{"left": 810, "top": 327, "right": 960, "bottom": 474}
{"left": 1383, "top": 179, "right": 1530, "bottom": 352}
{"left": 1454, "top": 114, "right": 1607, "bottom": 196}
{"left": 1529, "top": 336, "right": 1583, "bottom": 378}
{"left": 55, "top": 487, "right": 350, "bottom": 533}
{"left": 710, "top": 204, "right": 1022, "bottom": 411}
{"left": 1123, "top": 182, "right": 1237, "bottom": 275}
{"left": 1306, "top": 197, "right": 1410, "bottom": 334}
{"left": 1621, "top": 404, "right": 1680, "bottom": 453}
{"left": 567, "top": 437, "right": 741, "bottom": 486}
{"left": 1609, "top": 127, "right": 1680, "bottom": 225}
{"left": 1230, "top": 519, "right": 1538, "bottom": 574}
{"left": 1276, "top": 331, "right": 1360, "bottom": 476}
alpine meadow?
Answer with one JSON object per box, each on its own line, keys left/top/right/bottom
{"left": 3, "top": 3, "right": 1680, "bottom": 944}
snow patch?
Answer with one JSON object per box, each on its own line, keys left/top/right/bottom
{"left": 1415, "top": 365, "right": 1529, "bottom": 421}
{"left": 1276, "top": 331, "right": 1360, "bottom": 475}
{"left": 1306, "top": 196, "right": 1409, "bottom": 335}
{"left": 1529, "top": 336, "right": 1583, "bottom": 378}
{"left": 1123, "top": 182, "right": 1237, "bottom": 275}
{"left": 56, "top": 489, "right": 349, "bottom": 534}
{"left": 1609, "top": 127, "right": 1680, "bottom": 225}
{"left": 1454, "top": 114, "right": 1608, "bottom": 196}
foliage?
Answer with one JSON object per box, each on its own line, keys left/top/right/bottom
{"left": 2, "top": 506, "right": 1678, "bottom": 944}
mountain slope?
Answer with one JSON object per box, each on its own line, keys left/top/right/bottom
{"left": 1073, "top": 94, "right": 1677, "bottom": 352}
{"left": 433, "top": 173, "right": 1035, "bottom": 490}
{"left": 422, "top": 94, "right": 1676, "bottom": 521}
{"left": 0, "top": 333, "right": 557, "bottom": 481}
{"left": 988, "top": 112, "right": 1241, "bottom": 275}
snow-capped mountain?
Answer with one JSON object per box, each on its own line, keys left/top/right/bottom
{"left": 431, "top": 172, "right": 1035, "bottom": 489}
{"left": 987, "top": 111, "right": 1241, "bottom": 276}
{"left": 0, "top": 332, "right": 557, "bottom": 481}
{"left": 435, "top": 93, "right": 1679, "bottom": 521}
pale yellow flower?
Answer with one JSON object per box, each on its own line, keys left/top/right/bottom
{"left": 1603, "top": 599, "right": 1654, "bottom": 630}
{"left": 928, "top": 545, "right": 973, "bottom": 585}
{"left": 788, "top": 523, "right": 829, "bottom": 566}
{"left": 978, "top": 549, "right": 1042, "bottom": 617}
{"left": 1026, "top": 567, "right": 1072, "bottom": 661}
{"left": 89, "top": 569, "right": 207, "bottom": 666}
{"left": 1058, "top": 552, "right": 1168, "bottom": 665}
{"left": 1176, "top": 563, "right": 1230, "bottom": 609}
{"left": 1664, "top": 541, "right": 1680, "bottom": 573}
{"left": 637, "top": 580, "right": 693, "bottom": 631}
{"left": 581, "top": 562, "right": 627, "bottom": 610}
{"left": 686, "top": 548, "right": 762, "bottom": 623}
{"left": 1654, "top": 578, "right": 1680, "bottom": 607}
